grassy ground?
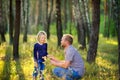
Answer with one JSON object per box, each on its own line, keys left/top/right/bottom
{"left": 0, "top": 34, "right": 118, "bottom": 80}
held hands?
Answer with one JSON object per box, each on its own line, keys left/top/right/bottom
{"left": 42, "top": 55, "right": 54, "bottom": 61}
{"left": 42, "top": 56, "right": 47, "bottom": 60}
{"left": 47, "top": 55, "right": 55, "bottom": 60}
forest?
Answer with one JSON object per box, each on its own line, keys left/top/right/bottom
{"left": 0, "top": 0, "right": 120, "bottom": 80}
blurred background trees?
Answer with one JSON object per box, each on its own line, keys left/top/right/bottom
{"left": 0, "top": 0, "right": 120, "bottom": 77}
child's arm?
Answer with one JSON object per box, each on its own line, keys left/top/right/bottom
{"left": 33, "top": 44, "right": 38, "bottom": 62}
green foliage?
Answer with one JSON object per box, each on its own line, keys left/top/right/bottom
{"left": 0, "top": 34, "right": 118, "bottom": 80}
{"left": 100, "top": 14, "right": 117, "bottom": 37}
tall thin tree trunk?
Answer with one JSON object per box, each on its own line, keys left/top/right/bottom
{"left": 107, "top": 0, "right": 112, "bottom": 38}
{"left": 13, "top": 0, "right": 21, "bottom": 59}
{"left": 68, "top": 0, "right": 72, "bottom": 34}
{"left": 103, "top": 0, "right": 109, "bottom": 38}
{"left": 0, "top": 0, "right": 6, "bottom": 42}
{"left": 46, "top": 0, "right": 53, "bottom": 39}
{"left": 9, "top": 0, "right": 14, "bottom": 44}
{"left": 112, "top": 0, "right": 120, "bottom": 78}
{"left": 73, "top": 0, "right": 86, "bottom": 49}
{"left": 63, "top": 0, "right": 67, "bottom": 32}
{"left": 23, "top": 0, "right": 29, "bottom": 42}
{"left": 87, "top": 0, "right": 100, "bottom": 63}
{"left": 56, "top": 0, "right": 63, "bottom": 47}
{"left": 82, "top": 0, "right": 90, "bottom": 43}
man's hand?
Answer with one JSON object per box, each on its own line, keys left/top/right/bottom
{"left": 47, "top": 55, "right": 56, "bottom": 60}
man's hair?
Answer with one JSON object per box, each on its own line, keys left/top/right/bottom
{"left": 63, "top": 34, "right": 73, "bottom": 44}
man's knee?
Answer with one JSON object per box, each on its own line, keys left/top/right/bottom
{"left": 53, "top": 67, "right": 60, "bottom": 75}
{"left": 53, "top": 67, "right": 65, "bottom": 77}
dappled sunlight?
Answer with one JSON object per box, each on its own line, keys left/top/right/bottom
{"left": 0, "top": 35, "right": 118, "bottom": 80}
{"left": 28, "top": 35, "right": 36, "bottom": 43}
{"left": 96, "top": 56, "right": 117, "bottom": 71}
{"left": 105, "top": 39, "right": 118, "bottom": 45}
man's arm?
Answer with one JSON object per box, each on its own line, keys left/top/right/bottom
{"left": 50, "top": 58, "right": 71, "bottom": 69}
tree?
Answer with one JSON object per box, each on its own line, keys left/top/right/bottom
{"left": 13, "top": 0, "right": 21, "bottom": 59}
{"left": 73, "top": 0, "right": 86, "bottom": 49}
{"left": 68, "top": 0, "right": 73, "bottom": 34}
{"left": 63, "top": 0, "right": 67, "bottom": 32}
{"left": 87, "top": 0, "right": 100, "bottom": 63}
{"left": 112, "top": 0, "right": 120, "bottom": 78}
{"left": 0, "top": 0, "right": 6, "bottom": 43}
{"left": 103, "top": 0, "right": 110, "bottom": 38}
{"left": 81, "top": 0, "right": 91, "bottom": 43}
{"left": 23, "top": 0, "right": 29, "bottom": 42}
{"left": 9, "top": 0, "right": 14, "bottom": 44}
{"left": 45, "top": 0, "right": 53, "bottom": 39}
{"left": 56, "top": 0, "right": 63, "bottom": 47}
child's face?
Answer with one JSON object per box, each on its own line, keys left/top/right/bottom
{"left": 39, "top": 35, "right": 46, "bottom": 44}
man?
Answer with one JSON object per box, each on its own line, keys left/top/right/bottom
{"left": 49, "top": 34, "right": 85, "bottom": 80}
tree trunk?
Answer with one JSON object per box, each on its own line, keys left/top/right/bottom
{"left": 38, "top": 0, "right": 42, "bottom": 26}
{"left": 46, "top": 0, "right": 53, "bottom": 39}
{"left": 112, "top": 0, "right": 120, "bottom": 78}
{"left": 82, "top": 0, "right": 90, "bottom": 43}
{"left": 9, "top": 0, "right": 14, "bottom": 44}
{"left": 13, "top": 0, "right": 21, "bottom": 59}
{"left": 107, "top": 0, "right": 112, "bottom": 38}
{"left": 0, "top": 0, "right": 6, "bottom": 42}
{"left": 73, "top": 0, "right": 86, "bottom": 49}
{"left": 87, "top": 0, "right": 100, "bottom": 63}
{"left": 103, "top": 0, "right": 109, "bottom": 38}
{"left": 56, "top": 0, "right": 63, "bottom": 47}
{"left": 23, "top": 0, "right": 29, "bottom": 42}
{"left": 68, "top": 0, "right": 73, "bottom": 34}
{"left": 63, "top": 0, "right": 67, "bottom": 32}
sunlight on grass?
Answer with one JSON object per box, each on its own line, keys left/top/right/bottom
{"left": 0, "top": 34, "right": 118, "bottom": 80}
{"left": 106, "top": 39, "right": 118, "bottom": 45}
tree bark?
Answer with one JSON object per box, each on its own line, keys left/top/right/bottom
{"left": 73, "top": 0, "right": 86, "bottom": 49}
{"left": 56, "top": 0, "right": 63, "bottom": 47}
{"left": 13, "top": 0, "right": 21, "bottom": 59}
{"left": 87, "top": 0, "right": 100, "bottom": 63}
{"left": 103, "top": 0, "right": 109, "bottom": 38}
{"left": 63, "top": 0, "right": 67, "bottom": 32}
{"left": 45, "top": 0, "right": 53, "bottom": 39}
{"left": 0, "top": 0, "right": 6, "bottom": 42}
{"left": 81, "top": 0, "right": 90, "bottom": 43}
{"left": 23, "top": 0, "right": 29, "bottom": 42}
{"left": 68, "top": 0, "right": 73, "bottom": 34}
{"left": 112, "top": 0, "right": 120, "bottom": 79}
{"left": 9, "top": 0, "right": 14, "bottom": 44}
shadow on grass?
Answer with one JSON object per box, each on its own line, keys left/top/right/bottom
{"left": 98, "top": 42, "right": 118, "bottom": 64}
{"left": 15, "top": 58, "right": 26, "bottom": 80}
{"left": 1, "top": 46, "right": 11, "bottom": 80}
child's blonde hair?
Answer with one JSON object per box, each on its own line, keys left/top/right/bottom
{"left": 37, "top": 31, "right": 47, "bottom": 43}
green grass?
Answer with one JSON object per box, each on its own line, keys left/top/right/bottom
{"left": 0, "top": 34, "right": 118, "bottom": 80}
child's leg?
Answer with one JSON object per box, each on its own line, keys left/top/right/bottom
{"left": 33, "top": 67, "right": 38, "bottom": 80}
{"left": 38, "top": 62, "right": 45, "bottom": 80}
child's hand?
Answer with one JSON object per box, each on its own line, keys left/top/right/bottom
{"left": 34, "top": 62, "right": 38, "bottom": 67}
{"left": 42, "top": 56, "right": 47, "bottom": 60}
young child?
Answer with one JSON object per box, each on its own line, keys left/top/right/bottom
{"left": 33, "top": 31, "right": 48, "bottom": 80}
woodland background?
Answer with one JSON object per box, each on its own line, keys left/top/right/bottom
{"left": 0, "top": 0, "right": 120, "bottom": 80}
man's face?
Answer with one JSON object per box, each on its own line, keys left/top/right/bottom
{"left": 61, "top": 36, "right": 66, "bottom": 48}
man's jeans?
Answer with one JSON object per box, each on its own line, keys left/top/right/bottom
{"left": 53, "top": 67, "right": 81, "bottom": 80}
